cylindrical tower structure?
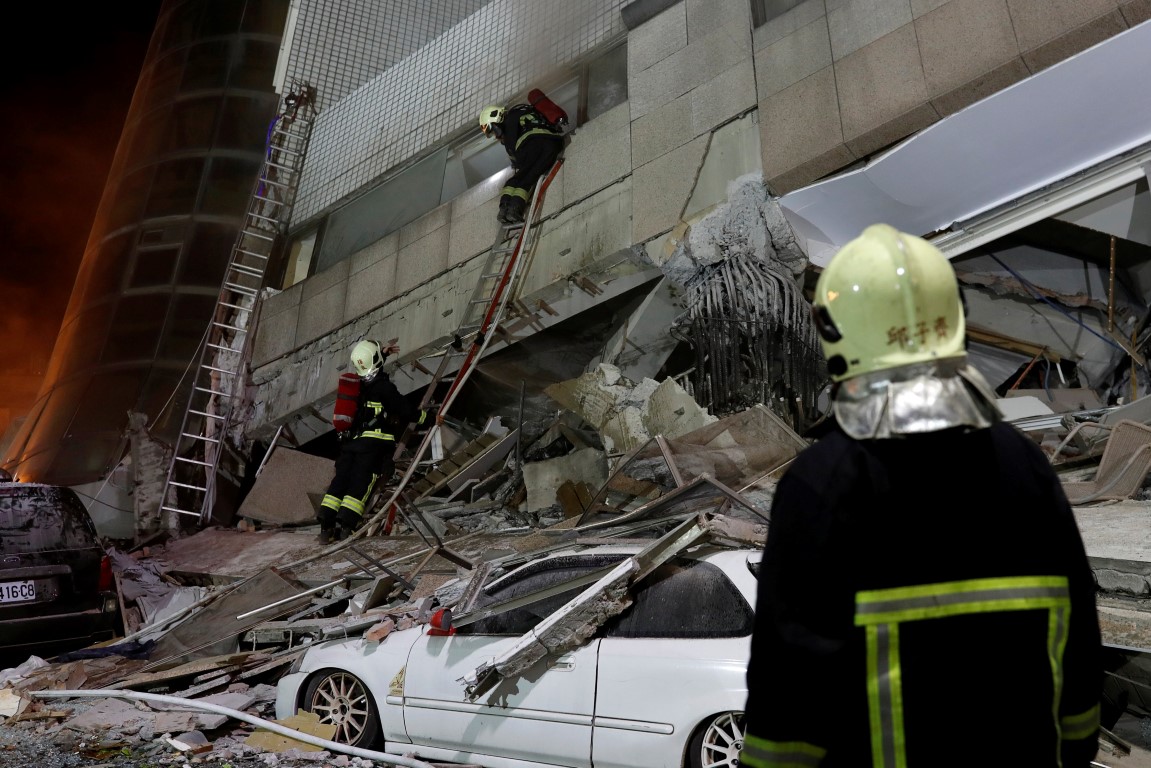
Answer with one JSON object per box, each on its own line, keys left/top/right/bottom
{"left": 4, "top": 0, "right": 288, "bottom": 488}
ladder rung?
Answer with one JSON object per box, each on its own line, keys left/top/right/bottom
{"left": 258, "top": 177, "right": 291, "bottom": 190}
{"left": 219, "top": 301, "right": 252, "bottom": 312}
{"left": 264, "top": 160, "right": 295, "bottom": 173}
{"left": 236, "top": 247, "right": 271, "bottom": 259}
{"left": 229, "top": 263, "right": 265, "bottom": 277}
{"left": 241, "top": 230, "right": 276, "bottom": 242}
{"left": 169, "top": 480, "right": 209, "bottom": 492}
{"left": 248, "top": 212, "right": 279, "bottom": 225}
{"left": 194, "top": 385, "right": 233, "bottom": 397}
{"left": 189, "top": 409, "right": 226, "bottom": 420}
{"left": 161, "top": 505, "right": 204, "bottom": 518}
{"left": 252, "top": 195, "right": 286, "bottom": 207}
{"left": 224, "top": 282, "right": 259, "bottom": 296}
{"left": 179, "top": 433, "right": 220, "bottom": 445}
{"left": 211, "top": 320, "right": 249, "bottom": 333}
{"left": 174, "top": 456, "right": 213, "bottom": 467}
{"left": 206, "top": 342, "right": 232, "bottom": 351}
{"left": 200, "top": 363, "right": 239, "bottom": 375}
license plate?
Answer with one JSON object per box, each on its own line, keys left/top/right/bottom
{"left": 0, "top": 580, "right": 36, "bottom": 603}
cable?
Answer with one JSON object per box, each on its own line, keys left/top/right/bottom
{"left": 987, "top": 253, "right": 1128, "bottom": 355}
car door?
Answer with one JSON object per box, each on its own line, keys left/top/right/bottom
{"left": 401, "top": 558, "right": 607, "bottom": 767}
{"left": 592, "top": 554, "right": 756, "bottom": 768}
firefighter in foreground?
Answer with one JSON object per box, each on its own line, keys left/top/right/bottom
{"left": 318, "top": 339, "right": 427, "bottom": 543}
{"left": 739, "top": 224, "right": 1102, "bottom": 767}
{"left": 478, "top": 94, "right": 564, "bottom": 225}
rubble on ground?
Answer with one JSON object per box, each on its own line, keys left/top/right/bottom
{"left": 0, "top": 387, "right": 800, "bottom": 766}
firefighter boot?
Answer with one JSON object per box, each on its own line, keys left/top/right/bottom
{"left": 505, "top": 197, "right": 526, "bottom": 224}
{"left": 497, "top": 198, "right": 515, "bottom": 224}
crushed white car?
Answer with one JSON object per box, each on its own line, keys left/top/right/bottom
{"left": 275, "top": 542, "right": 761, "bottom": 768}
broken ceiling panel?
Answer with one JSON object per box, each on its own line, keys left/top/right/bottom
{"left": 778, "top": 21, "right": 1151, "bottom": 262}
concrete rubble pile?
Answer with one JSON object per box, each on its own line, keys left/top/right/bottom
{"left": 0, "top": 375, "right": 807, "bottom": 765}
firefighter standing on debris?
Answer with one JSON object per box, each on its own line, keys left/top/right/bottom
{"left": 318, "top": 339, "right": 427, "bottom": 544}
{"left": 478, "top": 97, "right": 564, "bottom": 225}
{"left": 739, "top": 224, "right": 1102, "bottom": 767}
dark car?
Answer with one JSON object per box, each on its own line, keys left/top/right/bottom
{"left": 0, "top": 482, "right": 119, "bottom": 659}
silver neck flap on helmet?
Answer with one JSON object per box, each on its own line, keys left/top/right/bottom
{"left": 831, "top": 357, "right": 1001, "bottom": 440}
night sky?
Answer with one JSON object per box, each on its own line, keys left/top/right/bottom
{"left": 0, "top": 4, "right": 163, "bottom": 429}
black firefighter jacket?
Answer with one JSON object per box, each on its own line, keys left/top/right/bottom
{"left": 740, "top": 420, "right": 1102, "bottom": 768}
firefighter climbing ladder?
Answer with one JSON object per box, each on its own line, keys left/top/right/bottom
{"left": 354, "top": 158, "right": 565, "bottom": 544}
{"left": 161, "top": 86, "right": 316, "bottom": 526}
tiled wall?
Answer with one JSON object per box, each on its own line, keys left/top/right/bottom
{"left": 281, "top": 0, "right": 492, "bottom": 111}
{"left": 291, "top": 0, "right": 629, "bottom": 224}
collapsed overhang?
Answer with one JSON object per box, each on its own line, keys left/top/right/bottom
{"left": 778, "top": 20, "right": 1151, "bottom": 265}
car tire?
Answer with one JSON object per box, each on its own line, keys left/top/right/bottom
{"left": 300, "top": 668, "right": 382, "bottom": 749}
{"left": 687, "top": 711, "right": 744, "bottom": 768}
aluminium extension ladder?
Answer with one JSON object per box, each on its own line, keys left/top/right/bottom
{"left": 353, "top": 158, "right": 565, "bottom": 544}
{"left": 160, "top": 85, "right": 316, "bottom": 527}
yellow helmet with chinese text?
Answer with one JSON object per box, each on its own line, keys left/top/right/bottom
{"left": 811, "top": 223, "right": 965, "bottom": 383}
{"left": 478, "top": 104, "right": 505, "bottom": 137}
{"left": 350, "top": 339, "right": 386, "bottom": 381}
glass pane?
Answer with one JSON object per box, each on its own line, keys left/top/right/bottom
{"left": 177, "top": 223, "right": 234, "bottom": 286}
{"left": 160, "top": 1, "right": 206, "bottom": 51}
{"left": 158, "top": 292, "right": 216, "bottom": 360}
{"left": 51, "top": 434, "right": 126, "bottom": 486}
{"left": 603, "top": 560, "right": 754, "bottom": 638}
{"left": 145, "top": 157, "right": 206, "bottom": 217}
{"left": 102, "top": 295, "right": 170, "bottom": 362}
{"left": 241, "top": 0, "right": 290, "bottom": 34}
{"left": 163, "top": 97, "right": 222, "bottom": 154}
{"left": 21, "top": 380, "right": 87, "bottom": 462}
{"left": 586, "top": 43, "right": 628, "bottom": 121}
{"left": 197, "top": 0, "right": 244, "bottom": 36}
{"left": 107, "top": 168, "right": 153, "bottom": 232}
{"left": 129, "top": 247, "right": 179, "bottom": 288}
{"left": 74, "top": 370, "right": 146, "bottom": 433}
{"left": 316, "top": 149, "right": 448, "bottom": 273}
{"left": 217, "top": 95, "right": 277, "bottom": 152}
{"left": 462, "top": 141, "right": 509, "bottom": 188}
{"left": 202, "top": 156, "right": 260, "bottom": 216}
{"left": 54, "top": 304, "right": 114, "bottom": 379}
{"left": 139, "top": 368, "right": 189, "bottom": 433}
{"left": 230, "top": 39, "right": 280, "bottom": 89}
{"left": 79, "top": 233, "right": 132, "bottom": 307}
{"left": 144, "top": 47, "right": 189, "bottom": 111}
{"left": 182, "top": 40, "right": 232, "bottom": 91}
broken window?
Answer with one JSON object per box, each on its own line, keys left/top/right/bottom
{"left": 600, "top": 559, "right": 753, "bottom": 639}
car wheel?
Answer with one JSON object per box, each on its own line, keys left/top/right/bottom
{"left": 687, "top": 711, "right": 744, "bottom": 768}
{"left": 301, "top": 669, "right": 382, "bottom": 748}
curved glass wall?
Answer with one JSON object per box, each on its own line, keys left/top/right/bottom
{"left": 3, "top": 0, "right": 288, "bottom": 484}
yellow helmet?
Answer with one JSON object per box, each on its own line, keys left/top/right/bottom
{"left": 350, "top": 339, "right": 385, "bottom": 380}
{"left": 478, "top": 104, "right": 505, "bottom": 137}
{"left": 812, "top": 223, "right": 965, "bottom": 383}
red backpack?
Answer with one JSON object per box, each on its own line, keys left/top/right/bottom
{"left": 333, "top": 372, "right": 360, "bottom": 432}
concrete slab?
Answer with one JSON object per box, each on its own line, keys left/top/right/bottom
{"left": 238, "top": 449, "right": 333, "bottom": 526}
{"left": 159, "top": 529, "right": 321, "bottom": 581}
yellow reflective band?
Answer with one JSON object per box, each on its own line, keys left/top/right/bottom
{"left": 417, "top": 410, "right": 428, "bottom": 425}
{"left": 360, "top": 431, "right": 396, "bottom": 440}
{"left": 320, "top": 495, "right": 341, "bottom": 511}
{"left": 500, "top": 185, "right": 530, "bottom": 200}
{"left": 341, "top": 496, "right": 365, "bottom": 515}
{"left": 741, "top": 734, "right": 825, "bottom": 768}
{"left": 856, "top": 576, "right": 1072, "bottom": 768}
{"left": 1061, "top": 703, "right": 1099, "bottom": 741}
{"left": 865, "top": 624, "right": 906, "bottom": 768}
{"left": 514, "top": 127, "right": 557, "bottom": 151}
{"left": 855, "top": 576, "right": 1070, "bottom": 625}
